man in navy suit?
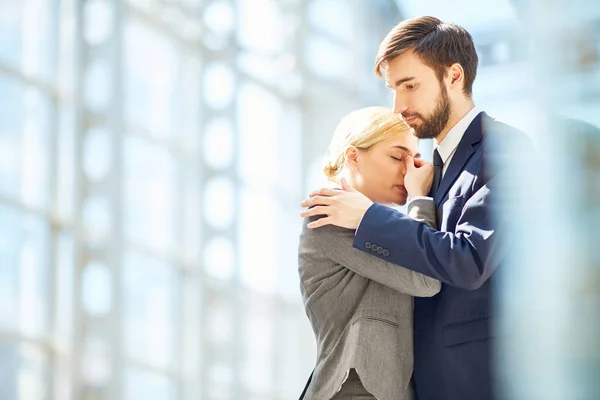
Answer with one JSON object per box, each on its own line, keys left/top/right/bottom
{"left": 301, "top": 16, "right": 531, "bottom": 400}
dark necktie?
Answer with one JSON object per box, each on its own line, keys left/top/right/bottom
{"left": 429, "top": 148, "right": 443, "bottom": 198}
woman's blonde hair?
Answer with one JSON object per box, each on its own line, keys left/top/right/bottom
{"left": 323, "top": 106, "right": 414, "bottom": 181}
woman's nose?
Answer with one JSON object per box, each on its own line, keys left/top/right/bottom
{"left": 399, "top": 156, "right": 408, "bottom": 175}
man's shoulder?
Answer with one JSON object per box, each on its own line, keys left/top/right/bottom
{"left": 482, "top": 115, "right": 533, "bottom": 158}
{"left": 484, "top": 116, "right": 530, "bottom": 141}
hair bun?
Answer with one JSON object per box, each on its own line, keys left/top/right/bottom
{"left": 323, "top": 162, "right": 338, "bottom": 180}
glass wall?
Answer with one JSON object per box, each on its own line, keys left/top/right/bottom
{"left": 0, "top": 0, "right": 401, "bottom": 399}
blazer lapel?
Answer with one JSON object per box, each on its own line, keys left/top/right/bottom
{"left": 434, "top": 112, "right": 487, "bottom": 207}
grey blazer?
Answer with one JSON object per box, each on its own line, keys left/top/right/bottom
{"left": 298, "top": 199, "right": 440, "bottom": 400}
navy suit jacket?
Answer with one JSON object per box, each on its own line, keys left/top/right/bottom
{"left": 354, "top": 112, "right": 531, "bottom": 400}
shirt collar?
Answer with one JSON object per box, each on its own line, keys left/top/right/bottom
{"left": 434, "top": 106, "right": 480, "bottom": 164}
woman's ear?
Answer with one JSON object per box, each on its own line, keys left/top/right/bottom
{"left": 344, "top": 146, "right": 360, "bottom": 171}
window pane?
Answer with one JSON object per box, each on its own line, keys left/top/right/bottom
{"left": 237, "top": 0, "right": 283, "bottom": 53}
{"left": 203, "top": 0, "right": 234, "bottom": 36}
{"left": 182, "top": 277, "right": 201, "bottom": 377}
{"left": 0, "top": 206, "right": 50, "bottom": 338}
{"left": 182, "top": 170, "right": 201, "bottom": 264}
{"left": 275, "top": 308, "right": 316, "bottom": 399}
{"left": 122, "top": 251, "right": 177, "bottom": 369}
{"left": 124, "top": 18, "right": 179, "bottom": 137}
{"left": 82, "top": 126, "right": 113, "bottom": 182}
{"left": 305, "top": 35, "right": 353, "bottom": 81}
{"left": 241, "top": 294, "right": 273, "bottom": 394}
{"left": 239, "top": 190, "right": 277, "bottom": 293}
{"left": 203, "top": 177, "right": 234, "bottom": 230}
{"left": 81, "top": 335, "right": 112, "bottom": 386}
{"left": 123, "top": 136, "right": 177, "bottom": 253}
{"left": 204, "top": 290, "right": 235, "bottom": 396}
{"left": 83, "top": 0, "right": 114, "bottom": 46}
{"left": 237, "top": 82, "right": 280, "bottom": 188}
{"left": 123, "top": 368, "right": 176, "bottom": 400}
{"left": 0, "top": 0, "right": 57, "bottom": 81}
{"left": 56, "top": 105, "right": 76, "bottom": 221}
{"left": 203, "top": 63, "right": 235, "bottom": 109}
{"left": 82, "top": 196, "right": 113, "bottom": 247}
{"left": 307, "top": 0, "right": 353, "bottom": 43}
{"left": 81, "top": 261, "right": 113, "bottom": 317}
{"left": 204, "top": 236, "right": 234, "bottom": 281}
{"left": 55, "top": 232, "right": 74, "bottom": 355}
{"left": 84, "top": 58, "right": 112, "bottom": 113}
{"left": 275, "top": 208, "right": 303, "bottom": 301}
{"left": 178, "top": 55, "right": 202, "bottom": 153}
{"left": 0, "top": 76, "right": 52, "bottom": 209}
{"left": 203, "top": 118, "right": 234, "bottom": 170}
{"left": 0, "top": 343, "right": 49, "bottom": 400}
{"left": 0, "top": 1, "right": 21, "bottom": 68}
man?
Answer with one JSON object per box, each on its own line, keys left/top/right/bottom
{"left": 301, "top": 16, "right": 530, "bottom": 400}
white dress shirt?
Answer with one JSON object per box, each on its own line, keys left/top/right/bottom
{"left": 434, "top": 106, "right": 480, "bottom": 177}
{"left": 409, "top": 106, "right": 481, "bottom": 204}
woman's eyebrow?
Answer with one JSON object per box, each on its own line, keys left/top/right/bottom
{"left": 391, "top": 145, "right": 420, "bottom": 158}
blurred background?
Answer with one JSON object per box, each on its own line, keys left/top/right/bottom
{"left": 0, "top": 0, "right": 598, "bottom": 399}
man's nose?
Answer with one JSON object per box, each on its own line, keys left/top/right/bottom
{"left": 393, "top": 93, "right": 408, "bottom": 115}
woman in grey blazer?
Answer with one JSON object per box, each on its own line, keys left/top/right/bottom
{"left": 298, "top": 107, "right": 440, "bottom": 400}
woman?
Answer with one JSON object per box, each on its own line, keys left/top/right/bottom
{"left": 298, "top": 107, "right": 440, "bottom": 400}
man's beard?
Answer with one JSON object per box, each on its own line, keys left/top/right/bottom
{"left": 405, "top": 84, "right": 451, "bottom": 140}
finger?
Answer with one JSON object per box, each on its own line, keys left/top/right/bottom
{"left": 300, "top": 196, "right": 334, "bottom": 208}
{"left": 413, "top": 158, "right": 432, "bottom": 168}
{"left": 339, "top": 177, "right": 356, "bottom": 192}
{"left": 307, "top": 216, "right": 334, "bottom": 229}
{"left": 404, "top": 155, "right": 415, "bottom": 171}
{"left": 300, "top": 206, "right": 330, "bottom": 218}
{"left": 309, "top": 188, "right": 341, "bottom": 197}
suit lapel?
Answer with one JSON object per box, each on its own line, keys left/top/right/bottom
{"left": 434, "top": 112, "right": 487, "bottom": 207}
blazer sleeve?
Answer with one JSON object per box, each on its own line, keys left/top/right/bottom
{"left": 353, "top": 167, "right": 518, "bottom": 290}
{"left": 302, "top": 198, "right": 440, "bottom": 297}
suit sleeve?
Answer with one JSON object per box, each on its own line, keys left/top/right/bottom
{"left": 353, "top": 171, "right": 512, "bottom": 290}
{"left": 302, "top": 198, "right": 440, "bottom": 297}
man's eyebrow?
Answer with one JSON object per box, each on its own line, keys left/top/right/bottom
{"left": 391, "top": 145, "right": 420, "bottom": 158}
{"left": 385, "top": 76, "right": 415, "bottom": 89}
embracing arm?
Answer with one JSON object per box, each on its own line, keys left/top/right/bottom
{"left": 353, "top": 173, "right": 513, "bottom": 290}
{"left": 302, "top": 198, "right": 440, "bottom": 297}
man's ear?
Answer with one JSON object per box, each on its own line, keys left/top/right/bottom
{"left": 449, "top": 63, "right": 464, "bottom": 88}
{"left": 344, "top": 146, "right": 360, "bottom": 171}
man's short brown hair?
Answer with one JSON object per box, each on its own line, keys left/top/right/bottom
{"left": 375, "top": 16, "right": 478, "bottom": 96}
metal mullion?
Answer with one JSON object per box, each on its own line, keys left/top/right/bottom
{"left": 125, "top": 125, "right": 189, "bottom": 161}
{"left": 47, "top": 65, "right": 60, "bottom": 400}
{"left": 123, "top": 239, "right": 193, "bottom": 272}
{"left": 109, "top": 2, "right": 125, "bottom": 399}
{"left": 46, "top": 1, "right": 63, "bottom": 397}
{"left": 125, "top": 357, "right": 188, "bottom": 382}
{"left": 230, "top": 2, "right": 244, "bottom": 396}
{"left": 0, "top": 194, "right": 72, "bottom": 229}
{"left": 0, "top": 63, "right": 60, "bottom": 99}
{"left": 173, "top": 39, "right": 186, "bottom": 400}
{"left": 70, "top": 0, "right": 86, "bottom": 396}
{"left": 0, "top": 332, "right": 56, "bottom": 352}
